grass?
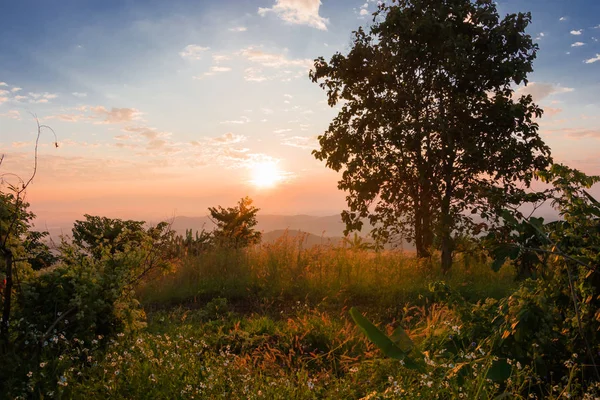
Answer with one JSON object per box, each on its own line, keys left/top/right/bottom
{"left": 20, "top": 239, "right": 595, "bottom": 399}
{"left": 138, "top": 233, "right": 517, "bottom": 312}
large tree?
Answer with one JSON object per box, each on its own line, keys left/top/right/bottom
{"left": 310, "top": 0, "right": 551, "bottom": 271}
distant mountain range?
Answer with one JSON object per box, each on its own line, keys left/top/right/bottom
{"left": 170, "top": 214, "right": 348, "bottom": 238}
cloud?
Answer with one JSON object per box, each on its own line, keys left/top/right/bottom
{"left": 515, "top": 82, "right": 574, "bottom": 102}
{"left": 11, "top": 87, "right": 21, "bottom": 93}
{"left": 0, "top": 110, "right": 20, "bottom": 119}
{"left": 72, "top": 92, "right": 87, "bottom": 98}
{"left": 359, "top": 9, "right": 369, "bottom": 16}
{"left": 543, "top": 107, "right": 562, "bottom": 117}
{"left": 195, "top": 65, "right": 233, "bottom": 79}
{"left": 210, "top": 66, "right": 232, "bottom": 73}
{"left": 585, "top": 54, "right": 600, "bottom": 64}
{"left": 0, "top": 97, "right": 7, "bottom": 104}
{"left": 209, "top": 133, "right": 247, "bottom": 144}
{"left": 258, "top": 0, "right": 329, "bottom": 31}
{"left": 90, "top": 107, "right": 141, "bottom": 124}
{"left": 220, "top": 116, "right": 251, "bottom": 124}
{"left": 563, "top": 128, "right": 600, "bottom": 139}
{"left": 274, "top": 128, "right": 292, "bottom": 134}
{"left": 28, "top": 92, "right": 58, "bottom": 103}
{"left": 244, "top": 67, "right": 268, "bottom": 82}
{"left": 239, "top": 46, "right": 312, "bottom": 69}
{"left": 281, "top": 135, "right": 318, "bottom": 149}
{"left": 570, "top": 29, "right": 582, "bottom": 35}
{"left": 571, "top": 42, "right": 585, "bottom": 47}
{"left": 229, "top": 26, "right": 247, "bottom": 32}
{"left": 559, "top": 17, "right": 567, "bottom": 21}
{"left": 179, "top": 44, "right": 210, "bottom": 60}
{"left": 212, "top": 54, "right": 231, "bottom": 63}
{"left": 0, "top": 82, "right": 7, "bottom": 86}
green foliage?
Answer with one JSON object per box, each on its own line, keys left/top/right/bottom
{"left": 310, "top": 0, "right": 551, "bottom": 271}
{"left": 350, "top": 307, "right": 425, "bottom": 372}
{"left": 209, "top": 196, "right": 262, "bottom": 249}
{"left": 72, "top": 214, "right": 148, "bottom": 259}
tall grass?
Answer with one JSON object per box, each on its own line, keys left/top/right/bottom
{"left": 139, "top": 232, "right": 516, "bottom": 309}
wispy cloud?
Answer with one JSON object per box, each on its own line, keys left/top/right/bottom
{"left": 229, "top": 26, "right": 247, "bottom": 32}
{"left": 72, "top": 92, "right": 87, "bottom": 98}
{"left": 239, "top": 46, "right": 312, "bottom": 69}
{"left": 515, "top": 82, "right": 574, "bottom": 102}
{"left": 281, "top": 135, "right": 318, "bottom": 149}
{"left": 0, "top": 110, "right": 20, "bottom": 119}
{"left": 584, "top": 54, "right": 600, "bottom": 64}
{"left": 570, "top": 29, "right": 583, "bottom": 35}
{"left": 220, "top": 116, "right": 251, "bottom": 124}
{"left": 91, "top": 107, "right": 142, "bottom": 124}
{"left": 179, "top": 44, "right": 210, "bottom": 60}
{"left": 258, "top": 0, "right": 329, "bottom": 31}
{"left": 28, "top": 92, "right": 58, "bottom": 103}
{"left": 571, "top": 42, "right": 585, "bottom": 47}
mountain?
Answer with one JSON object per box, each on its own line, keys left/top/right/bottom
{"left": 170, "top": 214, "right": 347, "bottom": 238}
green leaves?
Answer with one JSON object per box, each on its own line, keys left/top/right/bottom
{"left": 349, "top": 307, "right": 425, "bottom": 371}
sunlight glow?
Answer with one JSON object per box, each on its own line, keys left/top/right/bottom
{"left": 249, "top": 161, "right": 285, "bottom": 189}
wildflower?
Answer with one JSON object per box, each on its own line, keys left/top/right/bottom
{"left": 57, "top": 376, "right": 68, "bottom": 387}
{"left": 39, "top": 362, "right": 47, "bottom": 368}
{"left": 307, "top": 380, "right": 314, "bottom": 390}
{"left": 516, "top": 361, "right": 522, "bottom": 370}
{"left": 27, "top": 371, "right": 33, "bottom": 378}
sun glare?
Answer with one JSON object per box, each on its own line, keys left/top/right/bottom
{"left": 249, "top": 161, "right": 284, "bottom": 189}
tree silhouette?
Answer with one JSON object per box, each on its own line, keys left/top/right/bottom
{"left": 310, "top": 0, "right": 551, "bottom": 272}
{"left": 208, "top": 196, "right": 262, "bottom": 249}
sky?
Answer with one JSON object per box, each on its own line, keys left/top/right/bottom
{"left": 1, "top": 0, "right": 599, "bottom": 225}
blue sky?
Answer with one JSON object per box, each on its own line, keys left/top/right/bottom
{"left": 0, "top": 0, "right": 599, "bottom": 222}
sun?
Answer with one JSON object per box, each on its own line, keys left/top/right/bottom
{"left": 249, "top": 161, "right": 284, "bottom": 189}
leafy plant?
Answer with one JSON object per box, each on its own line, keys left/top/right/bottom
{"left": 208, "top": 196, "right": 262, "bottom": 249}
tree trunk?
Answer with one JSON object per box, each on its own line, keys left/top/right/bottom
{"left": 1, "top": 249, "right": 13, "bottom": 342}
{"left": 440, "top": 174, "right": 454, "bottom": 274}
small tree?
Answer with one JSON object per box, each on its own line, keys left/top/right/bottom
{"left": 310, "top": 0, "right": 551, "bottom": 272}
{"left": 208, "top": 196, "right": 261, "bottom": 248}
{"left": 72, "top": 215, "right": 147, "bottom": 259}
{"left": 0, "top": 118, "right": 57, "bottom": 344}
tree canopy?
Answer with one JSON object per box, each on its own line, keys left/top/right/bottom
{"left": 310, "top": 0, "right": 552, "bottom": 271}
{"left": 208, "top": 196, "right": 262, "bottom": 248}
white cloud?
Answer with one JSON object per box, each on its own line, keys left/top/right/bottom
{"left": 213, "top": 54, "right": 231, "bottom": 63}
{"left": 179, "top": 44, "right": 210, "bottom": 60}
{"left": 239, "top": 46, "right": 312, "bottom": 69}
{"left": 220, "top": 116, "right": 251, "bottom": 124}
{"left": 284, "top": 93, "right": 293, "bottom": 98}
{"left": 515, "top": 82, "right": 574, "bottom": 102}
{"left": 274, "top": 128, "right": 292, "bottom": 134}
{"left": 571, "top": 42, "right": 585, "bottom": 47}
{"left": 0, "top": 97, "right": 9, "bottom": 104}
{"left": 559, "top": 17, "right": 566, "bottom": 21}
{"left": 585, "top": 54, "right": 600, "bottom": 64}
{"left": 258, "top": 0, "right": 329, "bottom": 31}
{"left": 211, "top": 66, "right": 232, "bottom": 73}
{"left": 28, "top": 92, "right": 58, "bottom": 103}
{"left": 11, "top": 87, "right": 21, "bottom": 93}
{"left": 244, "top": 67, "right": 267, "bottom": 82}
{"left": 229, "top": 26, "right": 247, "bottom": 32}
{"left": 0, "top": 82, "right": 7, "bottom": 86}
{"left": 570, "top": 30, "right": 582, "bottom": 35}
{"left": 72, "top": 92, "right": 87, "bottom": 98}
{"left": 359, "top": 9, "right": 369, "bottom": 16}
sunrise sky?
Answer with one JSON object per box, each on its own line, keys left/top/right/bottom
{"left": 1, "top": 0, "right": 599, "bottom": 225}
